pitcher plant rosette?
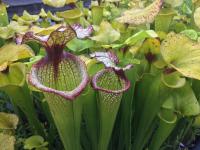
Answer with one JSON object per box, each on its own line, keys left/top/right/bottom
{"left": 20, "top": 25, "right": 91, "bottom": 150}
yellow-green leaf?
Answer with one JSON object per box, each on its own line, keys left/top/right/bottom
{"left": 194, "top": 7, "right": 200, "bottom": 29}
{"left": 0, "top": 43, "right": 34, "bottom": 71}
{"left": 42, "top": 0, "right": 66, "bottom": 7}
{"left": 21, "top": 10, "right": 39, "bottom": 22}
{"left": 116, "top": 0, "right": 163, "bottom": 25}
{"left": 165, "top": 0, "right": 183, "bottom": 7}
{"left": 0, "top": 112, "right": 18, "bottom": 130}
{"left": 0, "top": 21, "right": 28, "bottom": 39}
{"left": 66, "top": 0, "right": 77, "bottom": 4}
{"left": 30, "top": 24, "right": 62, "bottom": 35}
{"left": 0, "top": 63, "right": 26, "bottom": 87}
{"left": 47, "top": 11, "right": 63, "bottom": 22}
{"left": 90, "top": 21, "right": 120, "bottom": 44}
{"left": 39, "top": 9, "right": 47, "bottom": 18}
{"left": 161, "top": 33, "right": 200, "bottom": 80}
{"left": 56, "top": 8, "right": 83, "bottom": 19}
{"left": 0, "top": 134, "right": 15, "bottom": 150}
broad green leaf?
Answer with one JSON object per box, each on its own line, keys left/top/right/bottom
{"left": 125, "top": 30, "right": 158, "bottom": 45}
{"left": 0, "top": 43, "right": 34, "bottom": 71}
{"left": 90, "top": 21, "right": 120, "bottom": 44}
{"left": 116, "top": 0, "right": 163, "bottom": 25}
{"left": 42, "top": 0, "right": 66, "bottom": 7}
{"left": 91, "top": 6, "right": 103, "bottom": 25}
{"left": 161, "top": 72, "right": 186, "bottom": 88}
{"left": 0, "top": 112, "right": 18, "bottom": 130}
{"left": 161, "top": 33, "right": 200, "bottom": 80}
{"left": 67, "top": 38, "right": 94, "bottom": 52}
{"left": 173, "top": 83, "right": 200, "bottom": 116}
{"left": 0, "top": 134, "right": 15, "bottom": 150}
{"left": 163, "top": 82, "right": 200, "bottom": 116}
{"left": 155, "top": 8, "right": 176, "bottom": 32}
{"left": 24, "top": 135, "right": 48, "bottom": 149}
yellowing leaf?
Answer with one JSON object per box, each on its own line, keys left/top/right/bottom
{"left": 116, "top": 0, "right": 163, "bottom": 25}
{"left": 194, "top": 7, "right": 200, "bottom": 29}
{"left": 161, "top": 33, "right": 200, "bottom": 80}
{"left": 56, "top": 9, "right": 83, "bottom": 19}
{"left": 42, "top": 0, "right": 66, "bottom": 7}
{"left": 0, "top": 43, "right": 34, "bottom": 71}
{"left": 90, "top": 21, "right": 120, "bottom": 44}
{"left": 0, "top": 112, "right": 19, "bottom": 130}
{"left": 30, "top": 24, "right": 62, "bottom": 35}
{"left": 0, "top": 134, "right": 15, "bottom": 150}
{"left": 66, "top": 0, "right": 77, "bottom": 4}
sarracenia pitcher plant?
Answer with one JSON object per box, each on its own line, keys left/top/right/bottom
{"left": 20, "top": 26, "right": 89, "bottom": 150}
{"left": 90, "top": 52, "right": 131, "bottom": 150}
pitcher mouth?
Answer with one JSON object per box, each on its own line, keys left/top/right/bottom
{"left": 91, "top": 68, "right": 130, "bottom": 94}
{"left": 28, "top": 52, "right": 89, "bottom": 100}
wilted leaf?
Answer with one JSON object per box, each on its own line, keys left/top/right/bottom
{"left": 0, "top": 112, "right": 18, "bottom": 130}
{"left": 161, "top": 33, "right": 200, "bottom": 80}
{"left": 0, "top": 133, "right": 15, "bottom": 150}
{"left": 90, "top": 21, "right": 120, "bottom": 44}
{"left": 0, "top": 43, "right": 34, "bottom": 71}
{"left": 116, "top": 0, "right": 163, "bottom": 25}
